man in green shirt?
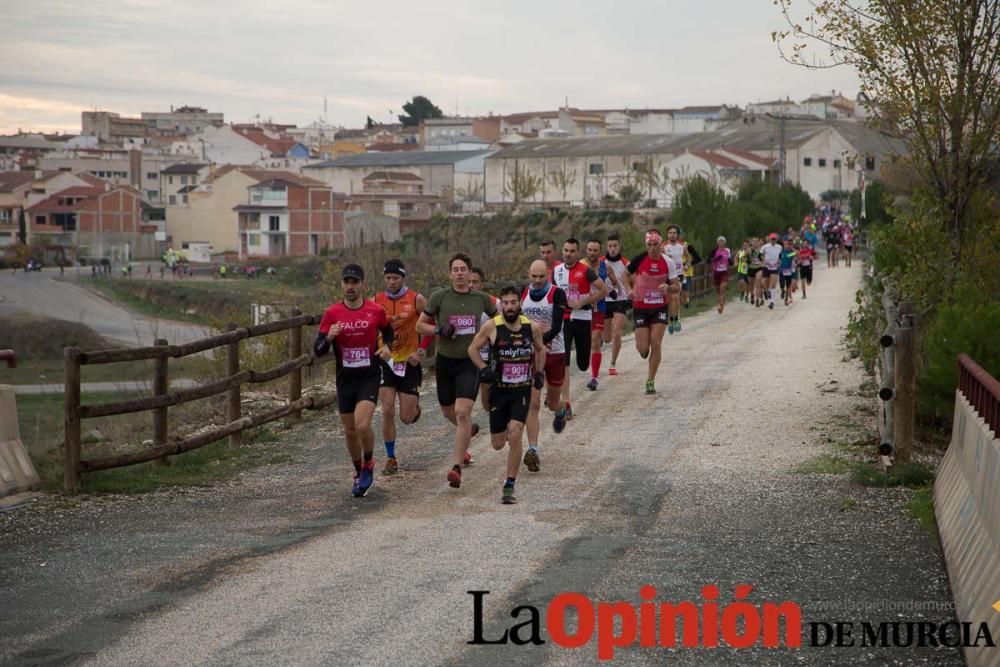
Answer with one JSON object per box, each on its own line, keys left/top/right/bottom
{"left": 417, "top": 252, "right": 497, "bottom": 489}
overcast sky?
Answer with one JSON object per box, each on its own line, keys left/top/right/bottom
{"left": 0, "top": 0, "right": 859, "bottom": 135}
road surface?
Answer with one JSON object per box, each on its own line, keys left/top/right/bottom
{"left": 0, "top": 267, "right": 209, "bottom": 347}
{"left": 0, "top": 262, "right": 958, "bottom": 666}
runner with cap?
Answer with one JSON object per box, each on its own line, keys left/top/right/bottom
{"left": 601, "top": 233, "right": 630, "bottom": 376}
{"left": 708, "top": 236, "right": 732, "bottom": 314}
{"left": 521, "top": 259, "right": 568, "bottom": 471}
{"left": 314, "top": 263, "right": 395, "bottom": 497}
{"left": 373, "top": 259, "right": 426, "bottom": 475}
{"left": 619, "top": 229, "right": 679, "bottom": 394}
{"left": 468, "top": 284, "right": 547, "bottom": 503}
{"left": 417, "top": 253, "right": 497, "bottom": 489}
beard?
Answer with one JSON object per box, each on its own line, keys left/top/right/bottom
{"left": 502, "top": 309, "right": 520, "bottom": 323}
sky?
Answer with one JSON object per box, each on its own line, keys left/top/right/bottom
{"left": 0, "top": 0, "right": 860, "bottom": 135}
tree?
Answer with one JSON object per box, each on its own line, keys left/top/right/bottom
{"left": 773, "top": 0, "right": 1000, "bottom": 266}
{"left": 632, "top": 156, "right": 664, "bottom": 203}
{"left": 398, "top": 96, "right": 443, "bottom": 127}
{"left": 615, "top": 183, "right": 643, "bottom": 208}
{"left": 670, "top": 176, "right": 738, "bottom": 251}
{"left": 503, "top": 162, "right": 543, "bottom": 205}
{"left": 546, "top": 165, "right": 578, "bottom": 201}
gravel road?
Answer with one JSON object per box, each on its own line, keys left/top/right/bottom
{"left": 0, "top": 262, "right": 959, "bottom": 666}
{"left": 0, "top": 268, "right": 209, "bottom": 347}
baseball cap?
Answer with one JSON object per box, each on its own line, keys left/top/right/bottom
{"left": 717, "top": 235, "right": 726, "bottom": 243}
{"left": 341, "top": 263, "right": 365, "bottom": 281}
{"left": 383, "top": 259, "right": 406, "bottom": 277}
{"left": 768, "top": 233, "right": 778, "bottom": 240}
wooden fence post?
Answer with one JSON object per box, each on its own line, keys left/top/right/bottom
{"left": 226, "top": 323, "right": 242, "bottom": 448}
{"left": 894, "top": 306, "right": 916, "bottom": 463}
{"left": 64, "top": 347, "right": 82, "bottom": 492}
{"left": 153, "top": 338, "right": 170, "bottom": 466}
{"left": 289, "top": 308, "right": 302, "bottom": 419}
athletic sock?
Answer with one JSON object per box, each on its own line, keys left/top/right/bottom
{"left": 590, "top": 352, "right": 602, "bottom": 379}
{"left": 770, "top": 288, "right": 777, "bottom": 302}
{"left": 556, "top": 407, "right": 565, "bottom": 417}
{"left": 353, "top": 459, "right": 363, "bottom": 473}
{"left": 529, "top": 443, "right": 539, "bottom": 452}
{"left": 504, "top": 477, "right": 516, "bottom": 487}
{"left": 384, "top": 440, "right": 396, "bottom": 459}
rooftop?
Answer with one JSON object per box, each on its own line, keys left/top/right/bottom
{"left": 362, "top": 170, "right": 424, "bottom": 182}
{"left": 305, "top": 150, "right": 493, "bottom": 169}
{"left": 162, "top": 162, "right": 208, "bottom": 175}
{"left": 0, "top": 171, "right": 37, "bottom": 193}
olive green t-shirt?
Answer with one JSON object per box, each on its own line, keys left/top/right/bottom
{"left": 425, "top": 288, "right": 496, "bottom": 359}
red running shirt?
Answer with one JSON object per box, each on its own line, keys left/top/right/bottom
{"left": 627, "top": 253, "right": 678, "bottom": 309}
{"left": 318, "top": 300, "right": 391, "bottom": 370}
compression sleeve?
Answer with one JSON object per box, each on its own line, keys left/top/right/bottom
{"left": 380, "top": 324, "right": 394, "bottom": 348}
{"left": 544, "top": 289, "right": 567, "bottom": 345}
{"left": 314, "top": 332, "right": 332, "bottom": 357}
{"left": 688, "top": 245, "right": 702, "bottom": 264}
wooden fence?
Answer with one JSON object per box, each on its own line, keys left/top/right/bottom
{"left": 63, "top": 310, "right": 335, "bottom": 491}
{"left": 876, "top": 289, "right": 916, "bottom": 465}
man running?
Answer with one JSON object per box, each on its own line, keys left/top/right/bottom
{"left": 374, "top": 259, "right": 426, "bottom": 475}
{"left": 468, "top": 285, "right": 547, "bottom": 504}
{"left": 735, "top": 239, "right": 751, "bottom": 303}
{"left": 417, "top": 253, "right": 497, "bottom": 488}
{"left": 779, "top": 237, "right": 799, "bottom": 306}
{"left": 583, "top": 239, "right": 609, "bottom": 391}
{"left": 619, "top": 229, "right": 679, "bottom": 394}
{"left": 797, "top": 240, "right": 817, "bottom": 299}
{"left": 601, "top": 233, "right": 630, "bottom": 375}
{"left": 762, "top": 233, "right": 783, "bottom": 310}
{"left": 539, "top": 239, "right": 559, "bottom": 273}
{"left": 842, "top": 223, "right": 854, "bottom": 267}
{"left": 469, "top": 266, "right": 498, "bottom": 414}
{"left": 521, "top": 260, "right": 568, "bottom": 470}
{"left": 747, "top": 237, "right": 765, "bottom": 307}
{"left": 315, "top": 263, "right": 394, "bottom": 497}
{"left": 552, "top": 238, "right": 607, "bottom": 421}
{"left": 678, "top": 230, "right": 701, "bottom": 316}
{"left": 662, "top": 225, "right": 686, "bottom": 333}
{"left": 708, "top": 236, "right": 732, "bottom": 314}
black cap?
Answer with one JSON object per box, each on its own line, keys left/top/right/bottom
{"left": 383, "top": 259, "right": 406, "bottom": 277}
{"left": 341, "top": 263, "right": 364, "bottom": 281}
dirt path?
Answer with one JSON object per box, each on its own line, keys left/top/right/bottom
{"left": 0, "top": 262, "right": 958, "bottom": 666}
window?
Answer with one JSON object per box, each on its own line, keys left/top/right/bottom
{"left": 833, "top": 159, "right": 842, "bottom": 169}
{"left": 147, "top": 172, "right": 157, "bottom": 180}
{"left": 865, "top": 156, "right": 876, "bottom": 170}
{"left": 248, "top": 233, "right": 261, "bottom": 246}
{"left": 803, "top": 157, "right": 812, "bottom": 167}
{"left": 0, "top": 209, "right": 10, "bottom": 223}
{"left": 589, "top": 163, "right": 604, "bottom": 174}
{"left": 35, "top": 215, "right": 46, "bottom": 225}
{"left": 181, "top": 242, "right": 190, "bottom": 249}
{"left": 269, "top": 215, "right": 280, "bottom": 231}
{"left": 180, "top": 175, "right": 189, "bottom": 185}
{"left": 818, "top": 159, "right": 827, "bottom": 168}
{"left": 181, "top": 194, "right": 188, "bottom": 204}
{"left": 168, "top": 195, "right": 176, "bottom": 205}
{"left": 147, "top": 190, "right": 158, "bottom": 199}
{"left": 168, "top": 176, "right": 174, "bottom": 185}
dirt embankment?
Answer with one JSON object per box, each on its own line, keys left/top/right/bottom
{"left": 0, "top": 316, "right": 110, "bottom": 361}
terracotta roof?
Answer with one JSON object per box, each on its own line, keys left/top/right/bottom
{"left": 234, "top": 127, "right": 298, "bottom": 154}
{"left": 690, "top": 150, "right": 747, "bottom": 170}
{"left": 26, "top": 186, "right": 104, "bottom": 213}
{"left": 162, "top": 163, "right": 207, "bottom": 175}
{"left": 362, "top": 170, "right": 424, "bottom": 182}
{"left": 0, "top": 171, "right": 36, "bottom": 193}
{"left": 719, "top": 146, "right": 776, "bottom": 167}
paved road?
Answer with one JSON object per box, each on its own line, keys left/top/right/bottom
{"left": 0, "top": 263, "right": 959, "bottom": 666}
{"left": 0, "top": 267, "right": 210, "bottom": 347}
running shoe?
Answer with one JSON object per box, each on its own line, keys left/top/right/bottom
{"left": 645, "top": 380, "right": 656, "bottom": 395}
{"left": 501, "top": 484, "right": 516, "bottom": 504}
{"left": 356, "top": 460, "right": 375, "bottom": 496}
{"left": 463, "top": 449, "right": 474, "bottom": 465}
{"left": 382, "top": 457, "right": 398, "bottom": 475}
{"left": 447, "top": 466, "right": 462, "bottom": 488}
{"left": 553, "top": 411, "right": 566, "bottom": 434}
{"left": 587, "top": 378, "right": 598, "bottom": 391}
{"left": 565, "top": 404, "right": 573, "bottom": 420}
{"left": 769, "top": 302, "right": 775, "bottom": 310}
{"left": 351, "top": 472, "right": 363, "bottom": 497}
{"left": 675, "top": 319, "right": 682, "bottom": 332}
{"left": 523, "top": 447, "right": 540, "bottom": 472}
{"left": 608, "top": 366, "right": 618, "bottom": 376}
{"left": 668, "top": 321, "right": 675, "bottom": 335}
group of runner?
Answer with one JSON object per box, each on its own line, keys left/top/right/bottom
{"left": 313, "top": 222, "right": 831, "bottom": 504}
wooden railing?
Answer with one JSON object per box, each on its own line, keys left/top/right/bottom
{"left": 958, "top": 353, "right": 1000, "bottom": 437}
{"left": 63, "top": 310, "right": 335, "bottom": 491}
{"left": 876, "top": 289, "right": 916, "bottom": 464}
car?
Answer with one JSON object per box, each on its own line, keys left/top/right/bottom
{"left": 25, "top": 259, "right": 43, "bottom": 271}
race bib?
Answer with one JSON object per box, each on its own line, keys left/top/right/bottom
{"left": 343, "top": 347, "right": 371, "bottom": 368}
{"left": 644, "top": 289, "right": 664, "bottom": 305}
{"left": 448, "top": 314, "right": 476, "bottom": 335}
{"left": 782, "top": 268, "right": 793, "bottom": 276}
{"left": 501, "top": 363, "right": 530, "bottom": 384}
{"left": 565, "top": 285, "right": 581, "bottom": 301}
{"left": 392, "top": 361, "right": 407, "bottom": 377}
{"left": 479, "top": 346, "right": 490, "bottom": 362}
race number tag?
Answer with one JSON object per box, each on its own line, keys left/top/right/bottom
{"left": 479, "top": 346, "right": 490, "bottom": 362}
{"left": 343, "top": 347, "right": 371, "bottom": 368}
{"left": 782, "top": 268, "right": 793, "bottom": 276}
{"left": 448, "top": 314, "right": 476, "bottom": 335}
{"left": 392, "top": 361, "right": 408, "bottom": 377}
{"left": 644, "top": 289, "right": 664, "bottom": 305}
{"left": 501, "top": 363, "right": 530, "bottom": 384}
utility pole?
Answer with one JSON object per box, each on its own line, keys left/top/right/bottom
{"left": 764, "top": 113, "right": 788, "bottom": 186}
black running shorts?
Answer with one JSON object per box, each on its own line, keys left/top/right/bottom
{"left": 800, "top": 265, "right": 813, "bottom": 284}
{"left": 633, "top": 307, "right": 668, "bottom": 329}
{"left": 435, "top": 354, "right": 480, "bottom": 406}
{"left": 336, "top": 368, "right": 381, "bottom": 414}
{"left": 488, "top": 389, "right": 530, "bottom": 433}
{"left": 604, "top": 300, "right": 630, "bottom": 316}
{"left": 379, "top": 359, "right": 422, "bottom": 395}
{"left": 562, "top": 319, "right": 591, "bottom": 370}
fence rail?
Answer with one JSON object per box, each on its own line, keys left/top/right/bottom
{"left": 63, "top": 309, "right": 333, "bottom": 491}
{"left": 958, "top": 353, "right": 1000, "bottom": 437}
{"left": 876, "top": 288, "right": 916, "bottom": 464}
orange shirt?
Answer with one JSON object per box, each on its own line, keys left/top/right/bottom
{"left": 374, "top": 290, "right": 421, "bottom": 362}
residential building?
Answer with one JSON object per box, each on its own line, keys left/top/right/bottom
{"left": 344, "top": 171, "right": 445, "bottom": 234}
{"left": 424, "top": 136, "right": 493, "bottom": 152}
{"left": 234, "top": 175, "right": 346, "bottom": 258}
{"left": 140, "top": 106, "right": 224, "bottom": 134}
{"left": 801, "top": 92, "right": 855, "bottom": 120}
{"left": 160, "top": 163, "right": 210, "bottom": 207}
{"left": 38, "top": 147, "right": 137, "bottom": 186}
{"left": 421, "top": 117, "right": 475, "bottom": 144}
{"left": 747, "top": 98, "right": 804, "bottom": 117}
{"left": 0, "top": 172, "right": 36, "bottom": 246}
{"left": 188, "top": 125, "right": 272, "bottom": 165}
{"left": 81, "top": 111, "right": 150, "bottom": 143}
{"left": 0, "top": 134, "right": 70, "bottom": 171}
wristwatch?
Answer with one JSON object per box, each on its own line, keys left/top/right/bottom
{"left": 417, "top": 348, "right": 425, "bottom": 357}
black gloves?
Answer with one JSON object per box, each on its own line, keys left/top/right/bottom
{"left": 609, "top": 288, "right": 619, "bottom": 300}
{"left": 435, "top": 322, "right": 456, "bottom": 338}
{"left": 479, "top": 367, "right": 496, "bottom": 384}
{"left": 533, "top": 371, "right": 545, "bottom": 389}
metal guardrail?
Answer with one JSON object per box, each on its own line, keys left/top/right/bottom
{"left": 958, "top": 353, "right": 1000, "bottom": 437}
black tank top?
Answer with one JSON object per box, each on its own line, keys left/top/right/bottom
{"left": 489, "top": 314, "right": 534, "bottom": 391}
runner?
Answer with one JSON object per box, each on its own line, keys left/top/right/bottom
{"left": 583, "top": 239, "right": 609, "bottom": 391}
{"left": 539, "top": 239, "right": 559, "bottom": 273}
{"left": 416, "top": 253, "right": 497, "bottom": 488}
{"left": 678, "top": 230, "right": 701, "bottom": 317}
{"left": 521, "top": 260, "right": 568, "bottom": 471}
{"left": 761, "top": 233, "right": 783, "bottom": 310}
{"left": 662, "top": 225, "right": 685, "bottom": 333}
{"left": 469, "top": 267, "right": 498, "bottom": 414}
{"left": 747, "top": 237, "right": 765, "bottom": 307}
{"left": 314, "top": 263, "right": 394, "bottom": 497}
{"left": 735, "top": 239, "right": 751, "bottom": 303}
{"left": 825, "top": 223, "right": 840, "bottom": 268}
{"left": 373, "top": 259, "right": 426, "bottom": 475}
{"left": 842, "top": 223, "right": 854, "bottom": 267}
{"left": 797, "top": 239, "right": 817, "bottom": 299}
{"left": 779, "top": 237, "right": 798, "bottom": 306}
{"left": 552, "top": 238, "right": 607, "bottom": 421}
{"left": 708, "top": 236, "right": 732, "bottom": 314}
{"left": 468, "top": 285, "right": 547, "bottom": 504}
{"left": 601, "top": 233, "right": 630, "bottom": 375}
{"left": 619, "top": 229, "right": 679, "bottom": 394}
